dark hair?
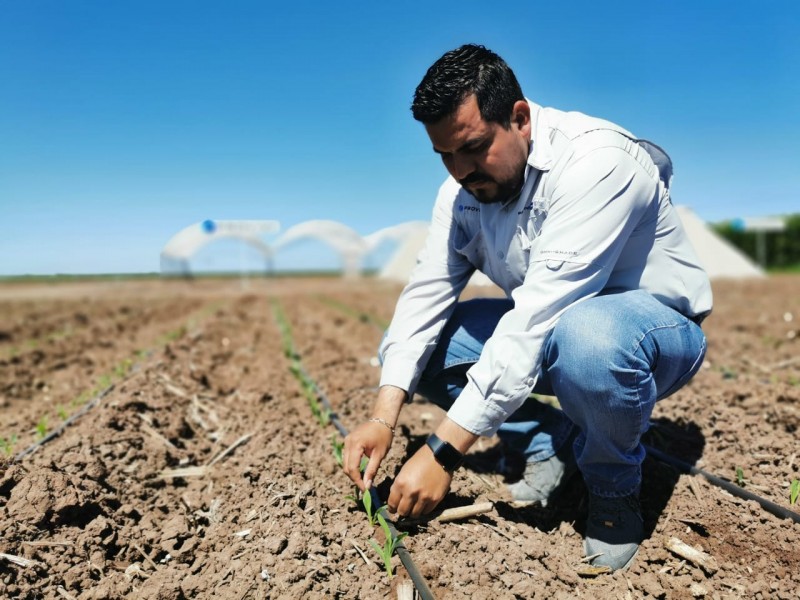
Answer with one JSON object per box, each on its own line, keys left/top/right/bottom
{"left": 411, "top": 44, "right": 524, "bottom": 127}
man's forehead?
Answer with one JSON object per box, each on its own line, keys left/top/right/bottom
{"left": 426, "top": 96, "right": 493, "bottom": 152}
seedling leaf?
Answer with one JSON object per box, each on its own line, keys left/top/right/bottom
{"left": 790, "top": 479, "right": 799, "bottom": 506}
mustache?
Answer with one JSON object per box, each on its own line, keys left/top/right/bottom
{"left": 459, "top": 173, "right": 493, "bottom": 186}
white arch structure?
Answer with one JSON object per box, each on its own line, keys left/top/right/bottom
{"left": 160, "top": 220, "right": 280, "bottom": 274}
{"left": 160, "top": 218, "right": 442, "bottom": 278}
{"left": 273, "top": 219, "right": 368, "bottom": 277}
{"left": 363, "top": 221, "right": 430, "bottom": 253}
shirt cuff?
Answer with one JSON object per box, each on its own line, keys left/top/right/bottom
{"left": 446, "top": 380, "right": 519, "bottom": 437}
{"left": 379, "top": 356, "right": 420, "bottom": 398}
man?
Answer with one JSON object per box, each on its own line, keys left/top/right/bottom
{"left": 343, "top": 44, "right": 711, "bottom": 572}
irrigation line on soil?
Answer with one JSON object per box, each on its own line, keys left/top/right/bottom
{"left": 273, "top": 302, "right": 436, "bottom": 600}
{"left": 645, "top": 444, "right": 800, "bottom": 525}
{"left": 293, "top": 361, "right": 435, "bottom": 600}
{"left": 13, "top": 382, "right": 117, "bottom": 462}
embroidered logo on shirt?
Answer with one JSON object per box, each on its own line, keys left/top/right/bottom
{"left": 459, "top": 205, "right": 480, "bottom": 213}
{"left": 517, "top": 202, "right": 533, "bottom": 215}
{"left": 541, "top": 249, "right": 579, "bottom": 257}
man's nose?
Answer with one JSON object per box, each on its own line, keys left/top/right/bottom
{"left": 450, "top": 154, "right": 474, "bottom": 181}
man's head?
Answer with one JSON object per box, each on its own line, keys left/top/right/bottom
{"left": 412, "top": 44, "right": 531, "bottom": 204}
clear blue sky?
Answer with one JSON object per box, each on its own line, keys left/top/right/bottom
{"left": 1, "top": 0, "right": 797, "bottom": 275}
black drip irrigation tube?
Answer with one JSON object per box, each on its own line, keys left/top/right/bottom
{"left": 645, "top": 444, "right": 800, "bottom": 525}
{"left": 13, "top": 383, "right": 118, "bottom": 462}
{"left": 274, "top": 303, "right": 435, "bottom": 600}
{"left": 300, "top": 363, "right": 435, "bottom": 600}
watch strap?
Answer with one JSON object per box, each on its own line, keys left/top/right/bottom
{"left": 426, "top": 433, "right": 464, "bottom": 473}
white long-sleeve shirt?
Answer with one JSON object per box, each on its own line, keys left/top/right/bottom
{"left": 379, "top": 100, "right": 713, "bottom": 437}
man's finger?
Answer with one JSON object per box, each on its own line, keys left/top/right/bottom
{"left": 343, "top": 442, "right": 365, "bottom": 489}
{"left": 362, "top": 452, "right": 383, "bottom": 490}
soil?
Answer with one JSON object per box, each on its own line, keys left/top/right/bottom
{"left": 1, "top": 275, "right": 798, "bottom": 599}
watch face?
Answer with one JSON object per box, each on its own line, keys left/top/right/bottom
{"left": 427, "top": 433, "right": 464, "bottom": 472}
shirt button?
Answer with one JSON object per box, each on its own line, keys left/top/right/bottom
{"left": 497, "top": 251, "right": 504, "bottom": 259}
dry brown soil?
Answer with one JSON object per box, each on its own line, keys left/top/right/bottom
{"left": 1, "top": 275, "right": 798, "bottom": 599}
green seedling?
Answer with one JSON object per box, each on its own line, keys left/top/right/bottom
{"left": 318, "top": 407, "right": 332, "bottom": 427}
{"left": 56, "top": 405, "right": 68, "bottom": 421}
{"left": 790, "top": 479, "right": 799, "bottom": 506}
{"left": 0, "top": 434, "right": 18, "bottom": 456}
{"left": 71, "top": 390, "right": 90, "bottom": 408}
{"left": 343, "top": 453, "right": 375, "bottom": 506}
{"left": 332, "top": 436, "right": 344, "bottom": 467}
{"left": 113, "top": 358, "right": 133, "bottom": 379}
{"left": 35, "top": 417, "right": 48, "bottom": 440}
{"left": 345, "top": 485, "right": 361, "bottom": 506}
{"left": 369, "top": 513, "right": 408, "bottom": 579}
{"left": 363, "top": 489, "right": 387, "bottom": 527}
{"left": 97, "top": 373, "right": 113, "bottom": 390}
{"left": 735, "top": 466, "right": 745, "bottom": 487}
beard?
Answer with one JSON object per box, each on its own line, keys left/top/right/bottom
{"left": 460, "top": 172, "right": 523, "bottom": 204}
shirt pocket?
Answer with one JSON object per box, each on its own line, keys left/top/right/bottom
{"left": 506, "top": 225, "right": 532, "bottom": 287}
{"left": 454, "top": 229, "right": 486, "bottom": 271}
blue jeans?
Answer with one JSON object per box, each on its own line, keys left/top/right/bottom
{"left": 414, "top": 290, "right": 707, "bottom": 498}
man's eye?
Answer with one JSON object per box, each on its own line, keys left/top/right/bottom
{"left": 466, "top": 143, "right": 487, "bottom": 155}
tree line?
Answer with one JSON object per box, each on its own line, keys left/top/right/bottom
{"left": 712, "top": 213, "right": 800, "bottom": 270}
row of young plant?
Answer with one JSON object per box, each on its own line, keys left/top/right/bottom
{"left": 272, "top": 299, "right": 408, "bottom": 580}
{"left": 1, "top": 302, "right": 222, "bottom": 459}
{"left": 315, "top": 295, "right": 390, "bottom": 331}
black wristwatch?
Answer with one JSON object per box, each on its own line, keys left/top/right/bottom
{"left": 426, "top": 433, "right": 464, "bottom": 473}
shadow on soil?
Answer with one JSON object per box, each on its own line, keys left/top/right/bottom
{"left": 383, "top": 418, "right": 706, "bottom": 541}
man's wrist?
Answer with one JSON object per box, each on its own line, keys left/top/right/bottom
{"left": 371, "top": 385, "right": 407, "bottom": 428}
{"left": 434, "top": 417, "right": 478, "bottom": 454}
{"left": 426, "top": 433, "right": 464, "bottom": 473}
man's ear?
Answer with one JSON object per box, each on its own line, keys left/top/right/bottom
{"left": 511, "top": 100, "right": 531, "bottom": 137}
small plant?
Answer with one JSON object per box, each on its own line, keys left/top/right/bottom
{"left": 70, "top": 390, "right": 90, "bottom": 408}
{"left": 790, "top": 479, "right": 799, "bottom": 506}
{"left": 318, "top": 407, "right": 332, "bottom": 427}
{"left": 332, "top": 435, "right": 344, "bottom": 467}
{"left": 345, "top": 485, "right": 361, "bottom": 507}
{"left": 362, "top": 489, "right": 386, "bottom": 527}
{"left": 35, "top": 417, "right": 48, "bottom": 440}
{"left": 369, "top": 513, "right": 408, "bottom": 579}
{"left": 0, "top": 434, "right": 17, "bottom": 456}
{"left": 56, "top": 405, "right": 68, "bottom": 421}
{"left": 97, "top": 373, "right": 113, "bottom": 390}
{"left": 735, "top": 466, "right": 745, "bottom": 487}
{"left": 113, "top": 358, "right": 133, "bottom": 379}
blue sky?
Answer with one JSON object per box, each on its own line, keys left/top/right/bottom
{"left": 1, "top": 0, "right": 797, "bottom": 275}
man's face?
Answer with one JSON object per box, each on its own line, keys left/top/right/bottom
{"left": 425, "top": 95, "right": 531, "bottom": 204}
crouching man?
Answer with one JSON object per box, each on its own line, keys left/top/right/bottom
{"left": 344, "top": 44, "right": 711, "bottom": 571}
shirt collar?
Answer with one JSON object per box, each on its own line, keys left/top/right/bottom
{"left": 526, "top": 99, "right": 553, "bottom": 172}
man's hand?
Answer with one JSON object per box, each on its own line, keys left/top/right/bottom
{"left": 343, "top": 385, "right": 407, "bottom": 491}
{"left": 387, "top": 444, "right": 452, "bottom": 518}
{"left": 343, "top": 420, "right": 393, "bottom": 491}
{"left": 387, "top": 416, "right": 479, "bottom": 518}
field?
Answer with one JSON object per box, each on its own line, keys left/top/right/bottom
{"left": 1, "top": 275, "right": 799, "bottom": 599}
